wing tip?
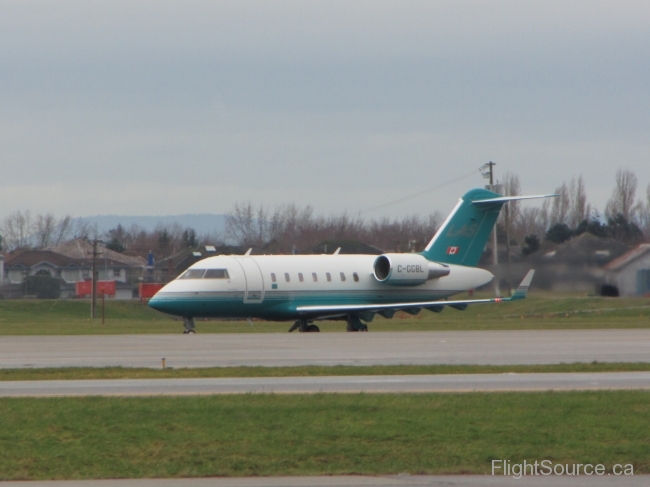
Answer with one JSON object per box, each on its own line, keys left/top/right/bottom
{"left": 511, "top": 269, "right": 535, "bottom": 299}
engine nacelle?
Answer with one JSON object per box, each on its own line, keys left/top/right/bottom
{"left": 373, "top": 254, "right": 450, "bottom": 286}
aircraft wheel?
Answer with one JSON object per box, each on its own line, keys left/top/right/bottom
{"left": 360, "top": 325, "right": 368, "bottom": 332}
{"left": 306, "top": 324, "right": 320, "bottom": 332}
{"left": 184, "top": 329, "right": 196, "bottom": 334}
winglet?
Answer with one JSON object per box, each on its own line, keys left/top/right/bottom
{"left": 510, "top": 269, "right": 535, "bottom": 300}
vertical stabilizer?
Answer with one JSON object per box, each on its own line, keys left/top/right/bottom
{"left": 421, "top": 188, "right": 504, "bottom": 267}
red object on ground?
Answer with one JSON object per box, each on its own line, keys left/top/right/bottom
{"left": 76, "top": 280, "right": 116, "bottom": 298}
{"left": 139, "top": 283, "right": 164, "bottom": 300}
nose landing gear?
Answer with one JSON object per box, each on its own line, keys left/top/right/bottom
{"left": 182, "top": 317, "right": 196, "bottom": 334}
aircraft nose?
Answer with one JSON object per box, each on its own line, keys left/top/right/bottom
{"left": 148, "top": 294, "right": 170, "bottom": 313}
{"left": 148, "top": 295, "right": 162, "bottom": 311}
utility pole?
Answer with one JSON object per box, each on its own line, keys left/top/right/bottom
{"left": 90, "top": 239, "right": 101, "bottom": 319}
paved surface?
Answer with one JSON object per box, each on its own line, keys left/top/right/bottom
{"left": 2, "top": 372, "right": 650, "bottom": 397}
{"left": 1, "top": 475, "right": 647, "bottom": 486}
{"left": 1, "top": 329, "right": 649, "bottom": 369}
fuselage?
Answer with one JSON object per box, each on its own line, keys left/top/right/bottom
{"left": 148, "top": 254, "right": 494, "bottom": 321}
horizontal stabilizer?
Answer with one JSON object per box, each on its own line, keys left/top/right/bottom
{"left": 472, "top": 194, "right": 558, "bottom": 205}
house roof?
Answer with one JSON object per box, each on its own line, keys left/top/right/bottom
{"left": 604, "top": 244, "right": 650, "bottom": 271}
{"left": 4, "top": 242, "right": 145, "bottom": 270}
{"left": 542, "top": 232, "right": 630, "bottom": 265}
{"left": 50, "top": 239, "right": 146, "bottom": 266}
{"left": 4, "top": 250, "right": 76, "bottom": 268}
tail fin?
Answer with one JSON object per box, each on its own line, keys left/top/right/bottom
{"left": 421, "top": 188, "right": 555, "bottom": 266}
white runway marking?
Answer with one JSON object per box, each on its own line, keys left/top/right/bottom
{"left": 2, "top": 372, "right": 650, "bottom": 397}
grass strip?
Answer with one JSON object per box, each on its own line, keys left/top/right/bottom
{"left": 2, "top": 362, "right": 650, "bottom": 381}
{"left": 1, "top": 295, "right": 649, "bottom": 335}
{"left": 0, "top": 391, "right": 648, "bottom": 480}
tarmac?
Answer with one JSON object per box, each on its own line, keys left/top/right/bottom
{"left": 1, "top": 329, "right": 649, "bottom": 369}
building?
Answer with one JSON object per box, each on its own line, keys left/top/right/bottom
{"left": 1, "top": 239, "right": 146, "bottom": 299}
{"left": 604, "top": 244, "right": 650, "bottom": 296}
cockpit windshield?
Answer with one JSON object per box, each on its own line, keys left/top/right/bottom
{"left": 204, "top": 269, "right": 230, "bottom": 279}
{"left": 179, "top": 268, "right": 230, "bottom": 279}
{"left": 179, "top": 269, "right": 206, "bottom": 279}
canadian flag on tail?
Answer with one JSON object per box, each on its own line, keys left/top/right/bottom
{"left": 446, "top": 246, "right": 460, "bottom": 255}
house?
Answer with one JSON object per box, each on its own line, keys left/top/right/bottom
{"left": 604, "top": 244, "right": 650, "bottom": 296}
{"left": 1, "top": 239, "right": 146, "bottom": 299}
{"left": 486, "top": 233, "right": 631, "bottom": 293}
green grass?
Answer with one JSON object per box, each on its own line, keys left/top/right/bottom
{"left": 0, "top": 294, "right": 649, "bottom": 335}
{"left": 3, "top": 362, "right": 650, "bottom": 381}
{"left": 0, "top": 392, "right": 648, "bottom": 480}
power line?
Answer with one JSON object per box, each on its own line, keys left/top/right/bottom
{"left": 358, "top": 166, "right": 483, "bottom": 215}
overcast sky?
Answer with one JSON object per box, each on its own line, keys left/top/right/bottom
{"left": 1, "top": 0, "right": 649, "bottom": 221}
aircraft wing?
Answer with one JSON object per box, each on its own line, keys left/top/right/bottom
{"left": 296, "top": 270, "right": 535, "bottom": 316}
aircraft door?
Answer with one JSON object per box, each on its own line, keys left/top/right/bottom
{"left": 236, "top": 258, "right": 265, "bottom": 303}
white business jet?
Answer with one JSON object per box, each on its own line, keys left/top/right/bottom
{"left": 149, "top": 188, "right": 550, "bottom": 333}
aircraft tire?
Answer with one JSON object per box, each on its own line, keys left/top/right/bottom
{"left": 306, "top": 324, "right": 320, "bottom": 332}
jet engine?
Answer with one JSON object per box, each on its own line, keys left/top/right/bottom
{"left": 373, "top": 254, "right": 450, "bottom": 286}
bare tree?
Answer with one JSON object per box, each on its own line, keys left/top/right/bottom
{"left": 516, "top": 207, "right": 546, "bottom": 241}
{"left": 500, "top": 172, "right": 522, "bottom": 226}
{"left": 1, "top": 210, "right": 34, "bottom": 250}
{"left": 640, "top": 183, "right": 650, "bottom": 239}
{"left": 226, "top": 202, "right": 270, "bottom": 247}
{"left": 567, "top": 175, "right": 590, "bottom": 228}
{"left": 549, "top": 182, "right": 570, "bottom": 226}
{"left": 34, "top": 213, "right": 57, "bottom": 248}
{"left": 225, "top": 199, "right": 443, "bottom": 254}
{"left": 605, "top": 169, "right": 639, "bottom": 222}
{"left": 53, "top": 215, "right": 75, "bottom": 245}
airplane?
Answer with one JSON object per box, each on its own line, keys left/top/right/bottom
{"left": 149, "top": 187, "right": 553, "bottom": 333}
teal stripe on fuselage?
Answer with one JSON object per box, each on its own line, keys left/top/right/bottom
{"left": 149, "top": 288, "right": 454, "bottom": 321}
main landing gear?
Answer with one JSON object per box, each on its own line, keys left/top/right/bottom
{"left": 288, "top": 319, "right": 320, "bottom": 332}
{"left": 182, "top": 317, "right": 196, "bottom": 334}
{"left": 346, "top": 315, "right": 368, "bottom": 332}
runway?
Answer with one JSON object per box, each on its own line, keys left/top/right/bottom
{"left": 2, "top": 371, "right": 649, "bottom": 397}
{"left": 1, "top": 475, "right": 648, "bottom": 487}
{"left": 1, "top": 329, "right": 649, "bottom": 369}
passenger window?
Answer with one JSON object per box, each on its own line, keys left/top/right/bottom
{"left": 180, "top": 269, "right": 206, "bottom": 279}
{"left": 204, "top": 269, "right": 229, "bottom": 279}
{"left": 271, "top": 273, "right": 276, "bottom": 283}
{"left": 353, "top": 272, "right": 359, "bottom": 282}
{"left": 298, "top": 273, "right": 304, "bottom": 282}
{"left": 326, "top": 272, "right": 331, "bottom": 282}
{"left": 340, "top": 272, "right": 346, "bottom": 282}
{"left": 285, "top": 273, "right": 290, "bottom": 282}
{"left": 312, "top": 272, "right": 317, "bottom": 282}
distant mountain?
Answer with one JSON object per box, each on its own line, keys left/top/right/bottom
{"left": 80, "top": 214, "right": 228, "bottom": 237}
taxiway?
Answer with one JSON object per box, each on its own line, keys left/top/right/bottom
{"left": 1, "top": 329, "right": 649, "bottom": 369}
